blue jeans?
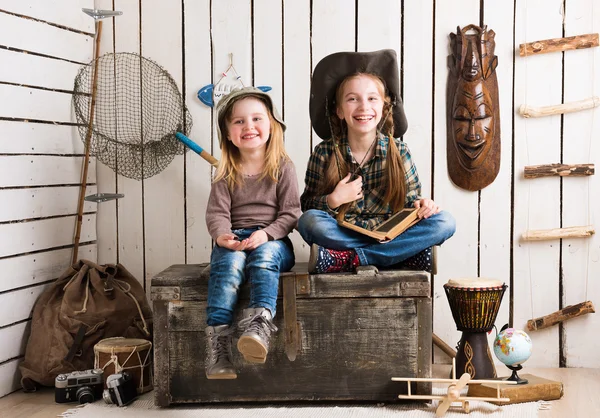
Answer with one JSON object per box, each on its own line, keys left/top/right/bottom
{"left": 207, "top": 228, "right": 295, "bottom": 326}
{"left": 298, "top": 209, "right": 456, "bottom": 267}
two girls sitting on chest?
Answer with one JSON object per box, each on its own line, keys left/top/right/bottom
{"left": 203, "top": 50, "right": 456, "bottom": 379}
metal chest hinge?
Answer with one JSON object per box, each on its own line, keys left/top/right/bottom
{"left": 151, "top": 286, "right": 181, "bottom": 301}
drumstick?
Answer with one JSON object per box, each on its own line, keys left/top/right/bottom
{"left": 433, "top": 333, "right": 456, "bottom": 358}
{"left": 175, "top": 132, "right": 219, "bottom": 167}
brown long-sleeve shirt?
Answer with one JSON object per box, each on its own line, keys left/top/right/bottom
{"left": 206, "top": 160, "right": 301, "bottom": 241}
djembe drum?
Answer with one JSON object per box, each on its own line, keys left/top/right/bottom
{"left": 444, "top": 278, "right": 507, "bottom": 379}
{"left": 94, "top": 337, "right": 153, "bottom": 394}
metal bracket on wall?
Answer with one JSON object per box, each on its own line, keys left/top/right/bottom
{"left": 85, "top": 193, "right": 124, "bottom": 203}
{"left": 82, "top": 8, "right": 123, "bottom": 20}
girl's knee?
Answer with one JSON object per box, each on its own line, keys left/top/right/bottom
{"left": 435, "top": 211, "right": 456, "bottom": 240}
{"left": 252, "top": 241, "right": 281, "bottom": 261}
{"left": 212, "top": 251, "right": 245, "bottom": 272}
{"left": 298, "top": 210, "right": 323, "bottom": 230}
{"left": 298, "top": 210, "right": 331, "bottom": 242}
{"left": 248, "top": 241, "right": 290, "bottom": 268}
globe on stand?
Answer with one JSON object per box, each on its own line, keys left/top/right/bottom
{"left": 493, "top": 326, "right": 532, "bottom": 384}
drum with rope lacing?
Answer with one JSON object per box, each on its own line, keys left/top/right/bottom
{"left": 444, "top": 277, "right": 507, "bottom": 379}
{"left": 94, "top": 337, "right": 153, "bottom": 394}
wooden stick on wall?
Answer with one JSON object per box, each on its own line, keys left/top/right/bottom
{"left": 524, "top": 164, "right": 595, "bottom": 179}
{"left": 72, "top": 21, "right": 103, "bottom": 265}
{"left": 522, "top": 226, "right": 595, "bottom": 241}
{"left": 519, "top": 97, "right": 600, "bottom": 118}
{"left": 520, "top": 33, "right": 599, "bottom": 56}
{"left": 527, "top": 301, "right": 596, "bottom": 331}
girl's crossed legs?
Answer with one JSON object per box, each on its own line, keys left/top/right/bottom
{"left": 298, "top": 209, "right": 455, "bottom": 268}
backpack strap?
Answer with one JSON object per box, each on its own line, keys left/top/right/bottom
{"left": 64, "top": 324, "right": 87, "bottom": 362}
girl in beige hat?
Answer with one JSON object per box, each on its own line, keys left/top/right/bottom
{"left": 204, "top": 87, "right": 301, "bottom": 379}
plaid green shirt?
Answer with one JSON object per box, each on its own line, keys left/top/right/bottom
{"left": 300, "top": 135, "right": 421, "bottom": 230}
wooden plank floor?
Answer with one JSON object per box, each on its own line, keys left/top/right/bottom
{"left": 0, "top": 367, "right": 597, "bottom": 417}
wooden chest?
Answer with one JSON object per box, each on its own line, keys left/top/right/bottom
{"left": 151, "top": 263, "right": 432, "bottom": 406}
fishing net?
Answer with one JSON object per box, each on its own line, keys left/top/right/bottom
{"left": 73, "top": 52, "right": 192, "bottom": 180}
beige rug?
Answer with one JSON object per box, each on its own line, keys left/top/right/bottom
{"left": 59, "top": 389, "right": 546, "bottom": 418}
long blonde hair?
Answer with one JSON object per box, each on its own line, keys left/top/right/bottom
{"left": 214, "top": 94, "right": 289, "bottom": 190}
{"left": 320, "top": 73, "right": 406, "bottom": 220}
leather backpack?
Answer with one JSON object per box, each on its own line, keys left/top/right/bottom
{"left": 19, "top": 259, "right": 152, "bottom": 390}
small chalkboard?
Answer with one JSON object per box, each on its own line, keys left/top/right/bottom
{"left": 338, "top": 208, "right": 420, "bottom": 241}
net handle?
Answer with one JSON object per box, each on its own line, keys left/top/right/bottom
{"left": 73, "top": 20, "right": 103, "bottom": 265}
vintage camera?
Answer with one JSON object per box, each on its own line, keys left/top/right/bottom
{"left": 102, "top": 372, "right": 138, "bottom": 407}
{"left": 55, "top": 369, "right": 104, "bottom": 404}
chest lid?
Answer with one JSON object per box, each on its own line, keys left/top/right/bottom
{"left": 151, "top": 263, "right": 430, "bottom": 301}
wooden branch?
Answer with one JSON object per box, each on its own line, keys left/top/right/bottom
{"left": 522, "top": 225, "right": 595, "bottom": 241}
{"left": 73, "top": 20, "right": 102, "bottom": 265}
{"left": 524, "top": 163, "right": 595, "bottom": 179}
{"left": 433, "top": 333, "right": 456, "bottom": 358}
{"left": 519, "top": 33, "right": 599, "bottom": 56}
{"left": 527, "top": 301, "right": 596, "bottom": 331}
{"left": 519, "top": 97, "right": 600, "bottom": 118}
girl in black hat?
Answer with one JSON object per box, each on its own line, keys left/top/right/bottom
{"left": 298, "top": 50, "right": 455, "bottom": 274}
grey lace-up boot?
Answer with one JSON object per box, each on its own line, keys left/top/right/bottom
{"left": 205, "top": 325, "right": 237, "bottom": 379}
{"left": 237, "top": 308, "right": 278, "bottom": 364}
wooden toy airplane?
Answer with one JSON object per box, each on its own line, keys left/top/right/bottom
{"left": 391, "top": 359, "right": 517, "bottom": 416}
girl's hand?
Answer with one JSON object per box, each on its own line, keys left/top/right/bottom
{"left": 216, "top": 233, "right": 248, "bottom": 251}
{"left": 244, "top": 230, "right": 268, "bottom": 250}
{"left": 328, "top": 173, "right": 363, "bottom": 208}
{"left": 414, "top": 198, "right": 441, "bottom": 219}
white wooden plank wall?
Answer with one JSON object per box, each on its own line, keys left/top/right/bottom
{"left": 92, "top": 0, "right": 599, "bottom": 370}
{"left": 514, "top": 0, "right": 564, "bottom": 367}
{"left": 140, "top": 1, "right": 186, "bottom": 304}
{"left": 480, "top": 1, "right": 514, "bottom": 368}
{"left": 0, "top": 0, "right": 95, "bottom": 397}
{"left": 184, "top": 0, "right": 213, "bottom": 265}
{"left": 283, "top": 0, "right": 312, "bottom": 258}
{"left": 432, "top": 0, "right": 481, "bottom": 366}
{"left": 561, "top": 0, "right": 599, "bottom": 367}
{"left": 2, "top": 0, "right": 600, "bottom": 399}
{"left": 93, "top": 0, "right": 118, "bottom": 273}
{"left": 116, "top": 0, "right": 144, "bottom": 287}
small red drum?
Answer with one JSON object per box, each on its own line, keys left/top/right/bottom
{"left": 94, "top": 337, "right": 153, "bottom": 394}
{"left": 444, "top": 278, "right": 507, "bottom": 379}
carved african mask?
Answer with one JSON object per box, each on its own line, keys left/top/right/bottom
{"left": 452, "top": 82, "right": 494, "bottom": 169}
{"left": 447, "top": 25, "right": 500, "bottom": 191}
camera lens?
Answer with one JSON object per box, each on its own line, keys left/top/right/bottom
{"left": 76, "top": 386, "right": 94, "bottom": 404}
{"left": 103, "top": 389, "right": 114, "bottom": 404}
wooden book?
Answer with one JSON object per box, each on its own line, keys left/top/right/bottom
{"left": 467, "top": 374, "right": 563, "bottom": 405}
{"left": 338, "top": 208, "right": 420, "bottom": 241}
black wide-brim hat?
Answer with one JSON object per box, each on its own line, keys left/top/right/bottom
{"left": 310, "top": 49, "right": 408, "bottom": 140}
